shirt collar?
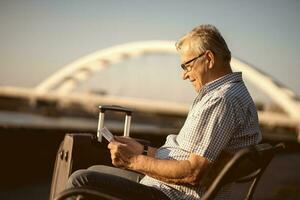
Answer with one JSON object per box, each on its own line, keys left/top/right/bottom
{"left": 200, "top": 72, "right": 243, "bottom": 95}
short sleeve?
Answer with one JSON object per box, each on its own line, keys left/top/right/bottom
{"left": 192, "top": 97, "right": 237, "bottom": 162}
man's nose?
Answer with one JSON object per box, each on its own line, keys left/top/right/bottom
{"left": 182, "top": 71, "right": 188, "bottom": 80}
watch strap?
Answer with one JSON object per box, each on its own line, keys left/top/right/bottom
{"left": 142, "top": 145, "right": 148, "bottom": 155}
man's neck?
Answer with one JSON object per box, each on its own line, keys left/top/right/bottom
{"left": 209, "top": 64, "right": 232, "bottom": 82}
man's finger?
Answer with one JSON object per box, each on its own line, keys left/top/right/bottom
{"left": 114, "top": 136, "right": 133, "bottom": 143}
{"left": 107, "top": 141, "right": 123, "bottom": 150}
{"left": 112, "top": 157, "right": 122, "bottom": 167}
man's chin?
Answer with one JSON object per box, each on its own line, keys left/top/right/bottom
{"left": 194, "top": 85, "right": 203, "bottom": 93}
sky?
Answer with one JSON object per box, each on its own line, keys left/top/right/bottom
{"left": 0, "top": 0, "right": 299, "bottom": 103}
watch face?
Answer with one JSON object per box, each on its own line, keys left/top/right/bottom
{"left": 143, "top": 145, "right": 148, "bottom": 155}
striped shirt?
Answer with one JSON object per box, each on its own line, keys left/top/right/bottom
{"left": 140, "top": 72, "right": 262, "bottom": 200}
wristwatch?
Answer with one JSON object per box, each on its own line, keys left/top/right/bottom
{"left": 142, "top": 145, "right": 148, "bottom": 155}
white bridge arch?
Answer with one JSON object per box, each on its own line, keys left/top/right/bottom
{"left": 35, "top": 40, "right": 300, "bottom": 120}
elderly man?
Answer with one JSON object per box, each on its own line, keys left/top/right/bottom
{"left": 67, "top": 24, "right": 261, "bottom": 200}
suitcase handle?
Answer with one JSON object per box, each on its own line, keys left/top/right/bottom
{"left": 97, "top": 105, "right": 133, "bottom": 142}
{"left": 99, "top": 105, "right": 133, "bottom": 115}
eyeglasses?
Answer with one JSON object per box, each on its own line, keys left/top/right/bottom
{"left": 181, "top": 52, "right": 205, "bottom": 72}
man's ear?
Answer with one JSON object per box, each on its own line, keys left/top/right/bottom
{"left": 206, "top": 50, "right": 214, "bottom": 69}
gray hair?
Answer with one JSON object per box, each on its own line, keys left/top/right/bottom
{"left": 176, "top": 24, "right": 231, "bottom": 63}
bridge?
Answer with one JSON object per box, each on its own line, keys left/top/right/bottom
{"left": 0, "top": 40, "right": 299, "bottom": 142}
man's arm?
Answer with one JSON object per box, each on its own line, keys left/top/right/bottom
{"left": 108, "top": 137, "right": 210, "bottom": 186}
{"left": 130, "top": 153, "right": 210, "bottom": 185}
{"left": 145, "top": 146, "right": 157, "bottom": 157}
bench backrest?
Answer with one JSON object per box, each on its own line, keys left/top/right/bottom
{"left": 200, "top": 143, "right": 284, "bottom": 200}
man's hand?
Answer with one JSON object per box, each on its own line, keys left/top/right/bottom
{"left": 107, "top": 136, "right": 143, "bottom": 168}
{"left": 107, "top": 136, "right": 210, "bottom": 186}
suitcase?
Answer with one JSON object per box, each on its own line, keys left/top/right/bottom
{"left": 50, "top": 105, "right": 133, "bottom": 200}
